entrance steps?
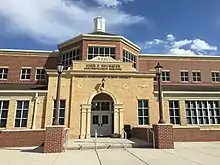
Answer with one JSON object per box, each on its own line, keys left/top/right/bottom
{"left": 66, "top": 138, "right": 152, "bottom": 150}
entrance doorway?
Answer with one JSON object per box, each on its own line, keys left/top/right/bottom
{"left": 90, "top": 93, "right": 114, "bottom": 137}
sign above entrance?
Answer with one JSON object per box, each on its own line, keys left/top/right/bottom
{"left": 84, "top": 64, "right": 122, "bottom": 71}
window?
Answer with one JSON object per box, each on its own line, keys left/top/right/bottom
{"left": 35, "top": 69, "right": 46, "bottom": 80}
{"left": 123, "top": 50, "right": 137, "bottom": 68}
{"left": 138, "top": 100, "right": 149, "bottom": 125}
{"left": 53, "top": 100, "right": 66, "bottom": 125}
{"left": 0, "top": 100, "right": 9, "bottom": 128}
{"left": 88, "top": 47, "right": 116, "bottom": 60}
{"left": 180, "top": 71, "right": 189, "bottom": 82}
{"left": 14, "top": 100, "right": 29, "bottom": 127}
{"left": 211, "top": 71, "right": 220, "bottom": 82}
{"left": 0, "top": 68, "right": 8, "bottom": 80}
{"left": 162, "top": 71, "right": 170, "bottom": 82}
{"left": 169, "top": 100, "right": 180, "bottom": 124}
{"left": 20, "top": 68, "right": 31, "bottom": 80}
{"left": 192, "top": 71, "right": 201, "bottom": 82}
{"left": 185, "top": 101, "right": 220, "bottom": 124}
{"left": 61, "top": 48, "right": 80, "bottom": 70}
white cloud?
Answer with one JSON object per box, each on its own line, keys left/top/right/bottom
{"left": 191, "top": 39, "right": 217, "bottom": 51}
{"left": 145, "top": 39, "right": 164, "bottom": 48}
{"left": 171, "top": 39, "right": 192, "bottom": 48}
{"left": 0, "top": 0, "right": 143, "bottom": 44}
{"left": 169, "top": 48, "right": 195, "bottom": 55}
{"left": 166, "top": 34, "right": 175, "bottom": 41}
{"left": 142, "top": 34, "right": 218, "bottom": 55}
{"left": 94, "top": 0, "right": 134, "bottom": 7}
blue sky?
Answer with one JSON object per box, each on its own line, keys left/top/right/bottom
{"left": 0, "top": 0, "right": 219, "bottom": 55}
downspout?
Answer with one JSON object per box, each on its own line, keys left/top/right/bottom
{"left": 31, "top": 92, "right": 38, "bottom": 129}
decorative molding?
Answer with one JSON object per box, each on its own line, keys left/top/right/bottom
{"left": 138, "top": 84, "right": 148, "bottom": 88}
{"left": 123, "top": 84, "right": 128, "bottom": 90}
{"left": 78, "top": 83, "right": 83, "bottom": 88}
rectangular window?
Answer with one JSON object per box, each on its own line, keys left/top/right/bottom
{"left": 138, "top": 100, "right": 149, "bottom": 125}
{"left": 0, "top": 68, "right": 8, "bottom": 80}
{"left": 53, "top": 100, "right": 66, "bottom": 125}
{"left": 35, "top": 69, "right": 46, "bottom": 80}
{"left": 162, "top": 71, "right": 170, "bottom": 82}
{"left": 180, "top": 71, "right": 189, "bottom": 82}
{"left": 14, "top": 100, "right": 29, "bottom": 128}
{"left": 192, "top": 71, "right": 201, "bottom": 82}
{"left": 169, "top": 100, "right": 180, "bottom": 124}
{"left": 123, "top": 50, "right": 137, "bottom": 68}
{"left": 88, "top": 47, "right": 116, "bottom": 60}
{"left": 185, "top": 101, "right": 220, "bottom": 124}
{"left": 61, "top": 48, "right": 80, "bottom": 70}
{"left": 211, "top": 71, "right": 220, "bottom": 82}
{"left": 0, "top": 100, "right": 9, "bottom": 128}
{"left": 20, "top": 68, "right": 31, "bottom": 80}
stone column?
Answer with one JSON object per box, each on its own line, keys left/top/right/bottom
{"left": 86, "top": 107, "right": 91, "bottom": 138}
{"left": 114, "top": 108, "right": 119, "bottom": 135}
{"left": 80, "top": 107, "right": 87, "bottom": 139}
{"left": 119, "top": 108, "right": 123, "bottom": 132}
{"left": 179, "top": 100, "right": 187, "bottom": 125}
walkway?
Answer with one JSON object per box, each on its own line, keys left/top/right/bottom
{"left": 1, "top": 142, "right": 220, "bottom": 165}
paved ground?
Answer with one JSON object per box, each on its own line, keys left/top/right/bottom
{"left": 1, "top": 142, "right": 220, "bottom": 165}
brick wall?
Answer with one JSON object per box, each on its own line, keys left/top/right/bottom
{"left": 44, "top": 126, "right": 65, "bottom": 153}
{"left": 0, "top": 129, "right": 45, "bottom": 147}
{"left": 173, "top": 127, "right": 220, "bottom": 142}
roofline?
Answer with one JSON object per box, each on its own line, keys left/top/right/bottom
{"left": 58, "top": 33, "right": 141, "bottom": 51}
{"left": 0, "top": 49, "right": 56, "bottom": 53}
{"left": 0, "top": 90, "right": 48, "bottom": 93}
{"left": 139, "top": 53, "right": 220, "bottom": 58}
{"left": 154, "top": 91, "right": 220, "bottom": 94}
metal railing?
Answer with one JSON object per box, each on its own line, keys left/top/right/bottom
{"left": 94, "top": 129, "right": 98, "bottom": 151}
{"left": 121, "top": 128, "right": 127, "bottom": 149}
{"left": 64, "top": 128, "right": 70, "bottom": 152}
{"left": 147, "top": 128, "right": 155, "bottom": 148}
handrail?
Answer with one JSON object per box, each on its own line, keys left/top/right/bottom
{"left": 94, "top": 129, "right": 98, "bottom": 151}
{"left": 149, "top": 128, "right": 155, "bottom": 148}
{"left": 64, "top": 129, "right": 70, "bottom": 152}
{"left": 121, "top": 128, "right": 127, "bottom": 149}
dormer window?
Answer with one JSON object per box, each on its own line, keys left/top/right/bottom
{"left": 88, "top": 47, "right": 116, "bottom": 60}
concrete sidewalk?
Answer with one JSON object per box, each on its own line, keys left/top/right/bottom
{"left": 1, "top": 142, "right": 220, "bottom": 165}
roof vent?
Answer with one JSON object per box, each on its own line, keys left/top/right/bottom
{"left": 93, "top": 16, "right": 106, "bottom": 33}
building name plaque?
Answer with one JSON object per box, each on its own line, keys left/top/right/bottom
{"left": 84, "top": 64, "right": 122, "bottom": 70}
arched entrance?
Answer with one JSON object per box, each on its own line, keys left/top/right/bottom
{"left": 90, "top": 93, "right": 114, "bottom": 137}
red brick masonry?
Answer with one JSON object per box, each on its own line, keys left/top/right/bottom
{"left": 153, "top": 124, "right": 174, "bottom": 149}
{"left": 0, "top": 129, "right": 45, "bottom": 147}
{"left": 44, "top": 126, "right": 65, "bottom": 153}
{"left": 173, "top": 127, "right": 220, "bottom": 142}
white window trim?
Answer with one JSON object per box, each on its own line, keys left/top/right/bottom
{"left": 35, "top": 68, "right": 46, "bottom": 81}
{"left": 162, "top": 70, "right": 170, "bottom": 82}
{"left": 0, "top": 68, "right": 9, "bottom": 80}
{"left": 192, "top": 71, "right": 201, "bottom": 82}
{"left": 211, "top": 71, "right": 220, "bottom": 83}
{"left": 0, "top": 100, "right": 9, "bottom": 128}
{"left": 51, "top": 99, "right": 66, "bottom": 125}
{"left": 13, "top": 100, "right": 30, "bottom": 128}
{"left": 137, "top": 99, "right": 149, "bottom": 126}
{"left": 180, "top": 70, "right": 189, "bottom": 83}
{"left": 20, "top": 67, "right": 31, "bottom": 80}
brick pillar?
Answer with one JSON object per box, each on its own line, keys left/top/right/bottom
{"left": 153, "top": 124, "right": 174, "bottom": 149}
{"left": 44, "top": 126, "right": 65, "bottom": 153}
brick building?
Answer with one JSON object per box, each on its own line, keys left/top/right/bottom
{"left": 1, "top": 17, "right": 220, "bottom": 143}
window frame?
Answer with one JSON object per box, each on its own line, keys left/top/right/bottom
{"left": 169, "top": 100, "right": 180, "bottom": 124}
{"left": 35, "top": 68, "right": 46, "bottom": 81}
{"left": 0, "top": 68, "right": 9, "bottom": 80}
{"left": 137, "top": 99, "right": 149, "bottom": 125}
{"left": 0, "top": 100, "right": 9, "bottom": 128}
{"left": 61, "top": 47, "right": 80, "bottom": 70}
{"left": 122, "top": 50, "right": 137, "bottom": 68}
{"left": 14, "top": 100, "right": 30, "bottom": 128}
{"left": 52, "top": 99, "right": 66, "bottom": 125}
{"left": 87, "top": 46, "right": 116, "bottom": 60}
{"left": 180, "top": 70, "right": 189, "bottom": 82}
{"left": 161, "top": 70, "right": 170, "bottom": 82}
{"left": 192, "top": 71, "right": 201, "bottom": 82}
{"left": 211, "top": 71, "right": 220, "bottom": 82}
{"left": 20, "top": 67, "right": 31, "bottom": 80}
